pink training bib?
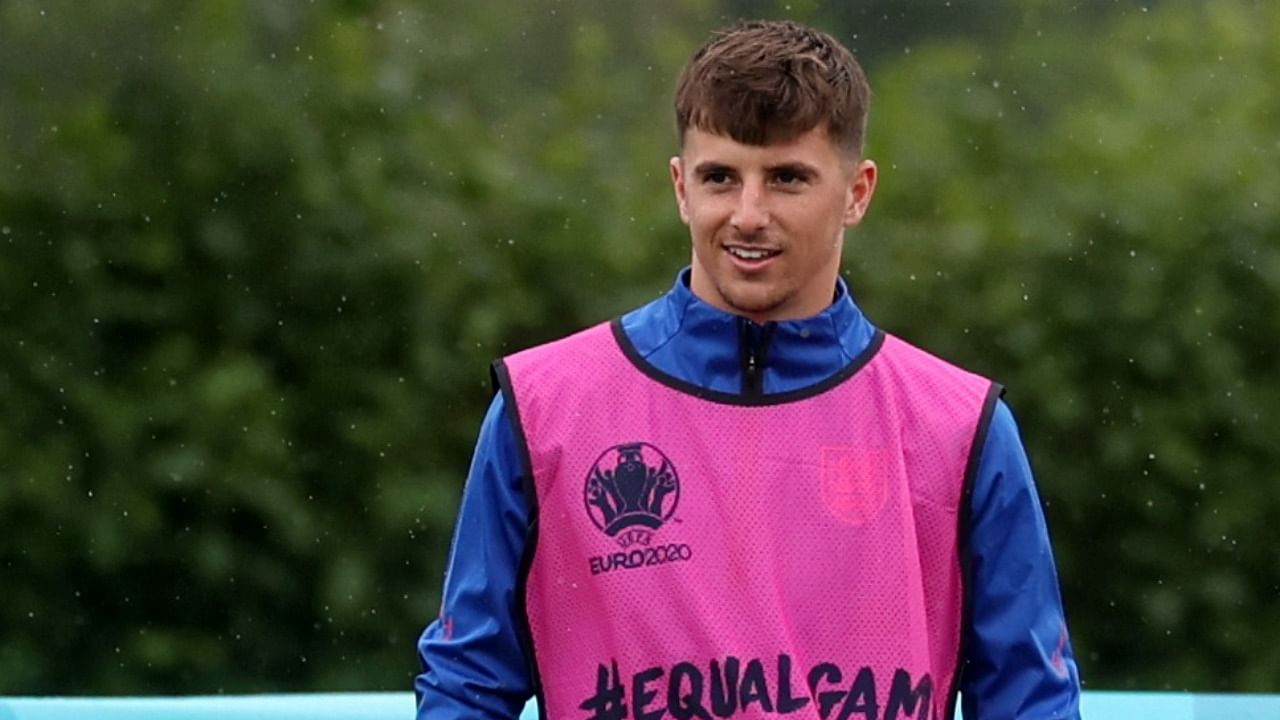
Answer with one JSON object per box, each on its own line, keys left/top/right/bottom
{"left": 497, "top": 320, "right": 998, "bottom": 720}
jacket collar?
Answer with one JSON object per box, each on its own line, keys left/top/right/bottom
{"left": 620, "top": 268, "right": 878, "bottom": 396}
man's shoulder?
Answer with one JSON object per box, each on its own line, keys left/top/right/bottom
{"left": 878, "top": 331, "right": 996, "bottom": 395}
{"left": 878, "top": 331, "right": 984, "bottom": 375}
{"left": 504, "top": 288, "right": 673, "bottom": 366}
{"left": 500, "top": 319, "right": 619, "bottom": 369}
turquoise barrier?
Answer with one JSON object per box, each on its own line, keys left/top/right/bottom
{"left": 2, "top": 691, "right": 1280, "bottom": 719}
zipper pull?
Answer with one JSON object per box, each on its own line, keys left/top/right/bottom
{"left": 738, "top": 317, "right": 772, "bottom": 396}
{"left": 738, "top": 317, "right": 761, "bottom": 395}
{"left": 745, "top": 346, "right": 760, "bottom": 393}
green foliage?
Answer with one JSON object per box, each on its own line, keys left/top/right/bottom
{"left": 0, "top": 0, "right": 707, "bottom": 694}
{"left": 1, "top": 0, "right": 1276, "bottom": 696}
{"left": 862, "top": 0, "right": 1280, "bottom": 691}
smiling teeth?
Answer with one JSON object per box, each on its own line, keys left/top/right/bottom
{"left": 728, "top": 247, "right": 775, "bottom": 260}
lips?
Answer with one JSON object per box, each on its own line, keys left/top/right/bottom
{"left": 724, "top": 244, "right": 781, "bottom": 271}
{"left": 726, "top": 246, "right": 779, "bottom": 260}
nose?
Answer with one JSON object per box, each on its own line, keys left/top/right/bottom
{"left": 730, "top": 180, "right": 769, "bottom": 235}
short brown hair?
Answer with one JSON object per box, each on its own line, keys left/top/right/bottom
{"left": 674, "top": 20, "right": 870, "bottom": 156}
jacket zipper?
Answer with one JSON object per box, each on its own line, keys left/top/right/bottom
{"left": 738, "top": 318, "right": 776, "bottom": 396}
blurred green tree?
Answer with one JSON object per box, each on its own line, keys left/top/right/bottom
{"left": 0, "top": 0, "right": 707, "bottom": 693}
{"left": 0, "top": 0, "right": 1276, "bottom": 697}
{"left": 861, "top": 0, "right": 1280, "bottom": 691}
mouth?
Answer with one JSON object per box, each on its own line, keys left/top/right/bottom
{"left": 724, "top": 245, "right": 782, "bottom": 269}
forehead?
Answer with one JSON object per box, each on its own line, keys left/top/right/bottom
{"left": 681, "top": 126, "right": 846, "bottom": 167}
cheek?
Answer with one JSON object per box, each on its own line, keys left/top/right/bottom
{"left": 805, "top": 198, "right": 849, "bottom": 243}
{"left": 686, "top": 207, "right": 723, "bottom": 241}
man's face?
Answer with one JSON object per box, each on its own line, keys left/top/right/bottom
{"left": 670, "top": 126, "right": 877, "bottom": 323}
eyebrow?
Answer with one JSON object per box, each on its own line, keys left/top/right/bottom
{"left": 765, "top": 162, "right": 820, "bottom": 177}
{"left": 692, "top": 161, "right": 734, "bottom": 176}
{"left": 691, "top": 161, "right": 821, "bottom": 177}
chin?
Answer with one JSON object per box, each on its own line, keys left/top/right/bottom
{"left": 723, "top": 289, "right": 788, "bottom": 319}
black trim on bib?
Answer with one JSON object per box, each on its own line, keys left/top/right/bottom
{"left": 490, "top": 360, "right": 546, "bottom": 719}
{"left": 610, "top": 317, "right": 886, "bottom": 407}
{"left": 947, "top": 381, "right": 1006, "bottom": 720}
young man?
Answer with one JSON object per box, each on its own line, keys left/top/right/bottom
{"left": 416, "top": 20, "right": 1082, "bottom": 720}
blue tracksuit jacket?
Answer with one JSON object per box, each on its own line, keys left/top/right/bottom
{"left": 416, "top": 269, "right": 1082, "bottom": 720}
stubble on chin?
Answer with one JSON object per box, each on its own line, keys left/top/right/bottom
{"left": 717, "top": 279, "right": 790, "bottom": 319}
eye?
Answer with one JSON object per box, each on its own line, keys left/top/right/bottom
{"left": 702, "top": 170, "right": 732, "bottom": 185}
{"left": 772, "top": 169, "right": 809, "bottom": 186}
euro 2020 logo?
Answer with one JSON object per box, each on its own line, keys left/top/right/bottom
{"left": 584, "top": 442, "right": 679, "bottom": 548}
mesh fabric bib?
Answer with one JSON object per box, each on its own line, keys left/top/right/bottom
{"left": 496, "top": 320, "right": 999, "bottom": 720}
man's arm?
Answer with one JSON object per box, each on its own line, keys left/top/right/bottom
{"left": 415, "top": 394, "right": 534, "bottom": 719}
{"left": 961, "top": 400, "right": 1083, "bottom": 720}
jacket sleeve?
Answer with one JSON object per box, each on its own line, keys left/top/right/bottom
{"left": 961, "top": 399, "right": 1083, "bottom": 720}
{"left": 414, "top": 393, "right": 534, "bottom": 719}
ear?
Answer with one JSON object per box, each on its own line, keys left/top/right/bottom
{"left": 670, "top": 155, "right": 690, "bottom": 224}
{"left": 843, "top": 159, "right": 878, "bottom": 227}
